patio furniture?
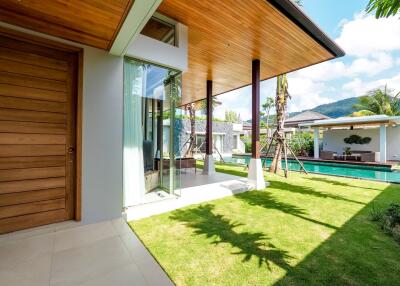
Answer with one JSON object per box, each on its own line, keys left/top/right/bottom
{"left": 360, "top": 152, "right": 377, "bottom": 162}
{"left": 321, "top": 150, "right": 336, "bottom": 160}
{"left": 156, "top": 157, "right": 197, "bottom": 173}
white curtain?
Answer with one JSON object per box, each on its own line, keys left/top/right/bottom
{"left": 123, "top": 60, "right": 146, "bottom": 207}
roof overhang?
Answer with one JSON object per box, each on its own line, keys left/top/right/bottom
{"left": 157, "top": 0, "right": 345, "bottom": 105}
{"left": 0, "top": 0, "right": 135, "bottom": 50}
{"left": 300, "top": 115, "right": 400, "bottom": 128}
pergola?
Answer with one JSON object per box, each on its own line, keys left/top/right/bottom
{"left": 301, "top": 115, "right": 400, "bottom": 163}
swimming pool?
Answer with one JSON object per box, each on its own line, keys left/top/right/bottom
{"left": 221, "top": 155, "right": 400, "bottom": 183}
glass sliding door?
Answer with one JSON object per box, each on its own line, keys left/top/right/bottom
{"left": 123, "top": 58, "right": 182, "bottom": 206}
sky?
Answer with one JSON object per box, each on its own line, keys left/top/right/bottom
{"left": 213, "top": 0, "right": 400, "bottom": 121}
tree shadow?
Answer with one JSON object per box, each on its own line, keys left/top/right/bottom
{"left": 274, "top": 183, "right": 400, "bottom": 286}
{"left": 271, "top": 180, "right": 365, "bottom": 205}
{"left": 235, "top": 191, "right": 338, "bottom": 230}
{"left": 170, "top": 204, "right": 293, "bottom": 270}
{"left": 303, "top": 176, "right": 379, "bottom": 191}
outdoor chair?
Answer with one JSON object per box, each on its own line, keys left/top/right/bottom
{"left": 320, "top": 150, "right": 336, "bottom": 160}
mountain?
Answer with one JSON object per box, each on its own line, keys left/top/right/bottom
{"left": 249, "top": 96, "right": 361, "bottom": 125}
{"left": 308, "top": 97, "right": 360, "bottom": 118}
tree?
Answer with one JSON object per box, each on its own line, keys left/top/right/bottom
{"left": 366, "top": 0, "right": 400, "bottom": 18}
{"left": 270, "top": 75, "right": 291, "bottom": 173}
{"left": 225, "top": 110, "right": 241, "bottom": 123}
{"left": 184, "top": 96, "right": 220, "bottom": 157}
{"left": 352, "top": 86, "right": 400, "bottom": 116}
{"left": 262, "top": 97, "right": 275, "bottom": 128}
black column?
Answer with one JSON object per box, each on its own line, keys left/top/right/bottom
{"left": 205, "top": 80, "right": 213, "bottom": 155}
{"left": 252, "top": 59, "right": 260, "bottom": 159}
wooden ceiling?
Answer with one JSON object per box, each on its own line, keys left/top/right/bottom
{"left": 158, "top": 0, "right": 341, "bottom": 105}
{"left": 0, "top": 0, "right": 133, "bottom": 50}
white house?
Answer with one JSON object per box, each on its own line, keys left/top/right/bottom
{"left": 301, "top": 115, "right": 400, "bottom": 163}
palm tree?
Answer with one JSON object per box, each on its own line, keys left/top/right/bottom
{"left": 366, "top": 0, "right": 400, "bottom": 18}
{"left": 352, "top": 86, "right": 400, "bottom": 116}
{"left": 262, "top": 97, "right": 275, "bottom": 129}
{"left": 270, "top": 74, "right": 291, "bottom": 173}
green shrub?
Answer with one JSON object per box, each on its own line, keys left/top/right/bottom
{"left": 289, "top": 132, "right": 314, "bottom": 157}
{"left": 371, "top": 203, "right": 400, "bottom": 244}
{"left": 369, "top": 203, "right": 384, "bottom": 222}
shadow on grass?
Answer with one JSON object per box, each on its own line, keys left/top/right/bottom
{"left": 271, "top": 180, "right": 365, "bottom": 205}
{"left": 170, "top": 204, "right": 293, "bottom": 270}
{"left": 236, "top": 191, "right": 338, "bottom": 230}
{"left": 274, "top": 183, "right": 400, "bottom": 286}
{"left": 303, "top": 176, "right": 379, "bottom": 191}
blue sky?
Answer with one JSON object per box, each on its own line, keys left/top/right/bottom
{"left": 213, "top": 0, "right": 400, "bottom": 120}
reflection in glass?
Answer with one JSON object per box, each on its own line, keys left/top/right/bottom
{"left": 123, "top": 58, "right": 182, "bottom": 206}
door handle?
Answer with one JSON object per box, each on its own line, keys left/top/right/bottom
{"left": 67, "top": 146, "right": 75, "bottom": 154}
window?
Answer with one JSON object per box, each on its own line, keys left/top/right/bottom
{"left": 141, "top": 16, "right": 176, "bottom": 46}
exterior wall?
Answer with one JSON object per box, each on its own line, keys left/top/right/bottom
{"left": 177, "top": 119, "right": 234, "bottom": 155}
{"left": 323, "top": 126, "right": 400, "bottom": 161}
{"left": 82, "top": 48, "right": 124, "bottom": 223}
{"left": 126, "top": 23, "right": 188, "bottom": 71}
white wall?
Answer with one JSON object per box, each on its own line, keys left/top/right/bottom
{"left": 126, "top": 23, "right": 188, "bottom": 71}
{"left": 82, "top": 48, "right": 124, "bottom": 223}
{"left": 323, "top": 126, "right": 400, "bottom": 161}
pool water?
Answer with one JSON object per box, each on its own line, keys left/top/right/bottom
{"left": 221, "top": 156, "right": 400, "bottom": 183}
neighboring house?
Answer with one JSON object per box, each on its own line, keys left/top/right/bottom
{"left": 0, "top": 0, "right": 343, "bottom": 234}
{"left": 285, "top": 111, "right": 330, "bottom": 128}
{"left": 301, "top": 115, "right": 400, "bottom": 163}
{"left": 175, "top": 119, "right": 245, "bottom": 156}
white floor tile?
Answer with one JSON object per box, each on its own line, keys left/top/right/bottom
{"left": 53, "top": 221, "right": 117, "bottom": 252}
{"left": 0, "top": 232, "right": 54, "bottom": 269}
{"left": 50, "top": 236, "right": 131, "bottom": 286}
{"left": 78, "top": 263, "right": 148, "bottom": 286}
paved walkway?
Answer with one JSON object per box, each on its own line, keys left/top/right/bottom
{"left": 126, "top": 169, "right": 251, "bottom": 221}
{"left": 0, "top": 219, "right": 173, "bottom": 286}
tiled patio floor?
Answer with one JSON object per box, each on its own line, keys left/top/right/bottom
{"left": 0, "top": 219, "right": 173, "bottom": 286}
{"left": 126, "top": 169, "right": 251, "bottom": 221}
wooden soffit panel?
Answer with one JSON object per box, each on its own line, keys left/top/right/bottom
{"left": 157, "top": 0, "right": 343, "bottom": 105}
{"left": 0, "top": 0, "right": 133, "bottom": 50}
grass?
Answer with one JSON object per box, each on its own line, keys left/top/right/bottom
{"left": 129, "top": 163, "right": 400, "bottom": 286}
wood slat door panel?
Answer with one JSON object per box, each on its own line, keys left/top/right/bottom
{"left": 0, "top": 166, "right": 66, "bottom": 182}
{"left": 0, "top": 198, "right": 65, "bottom": 219}
{"left": 0, "top": 156, "right": 65, "bottom": 170}
{"left": 0, "top": 96, "right": 67, "bottom": 113}
{"left": 0, "top": 32, "right": 77, "bottom": 234}
{"left": 0, "top": 58, "right": 67, "bottom": 82}
{"left": 0, "top": 188, "right": 65, "bottom": 206}
{"left": 0, "top": 84, "right": 66, "bottom": 102}
{"left": 0, "top": 108, "right": 66, "bottom": 123}
{"left": 0, "top": 133, "right": 66, "bottom": 145}
{"left": 0, "top": 177, "right": 66, "bottom": 195}
{"left": 0, "top": 121, "right": 66, "bottom": 134}
{"left": 0, "top": 72, "right": 67, "bottom": 92}
{"left": 0, "top": 145, "right": 65, "bottom": 157}
{"left": 0, "top": 209, "right": 66, "bottom": 234}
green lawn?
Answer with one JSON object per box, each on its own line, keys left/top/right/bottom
{"left": 129, "top": 163, "right": 400, "bottom": 286}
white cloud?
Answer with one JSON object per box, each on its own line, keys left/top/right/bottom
{"left": 396, "top": 58, "right": 400, "bottom": 65}
{"left": 342, "top": 73, "right": 400, "bottom": 97}
{"left": 295, "top": 52, "right": 393, "bottom": 81}
{"left": 336, "top": 13, "right": 400, "bottom": 57}
{"left": 287, "top": 76, "right": 332, "bottom": 112}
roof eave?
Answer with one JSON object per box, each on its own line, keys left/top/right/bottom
{"left": 267, "top": 0, "right": 345, "bottom": 58}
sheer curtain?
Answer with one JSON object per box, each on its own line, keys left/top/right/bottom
{"left": 123, "top": 60, "right": 145, "bottom": 207}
